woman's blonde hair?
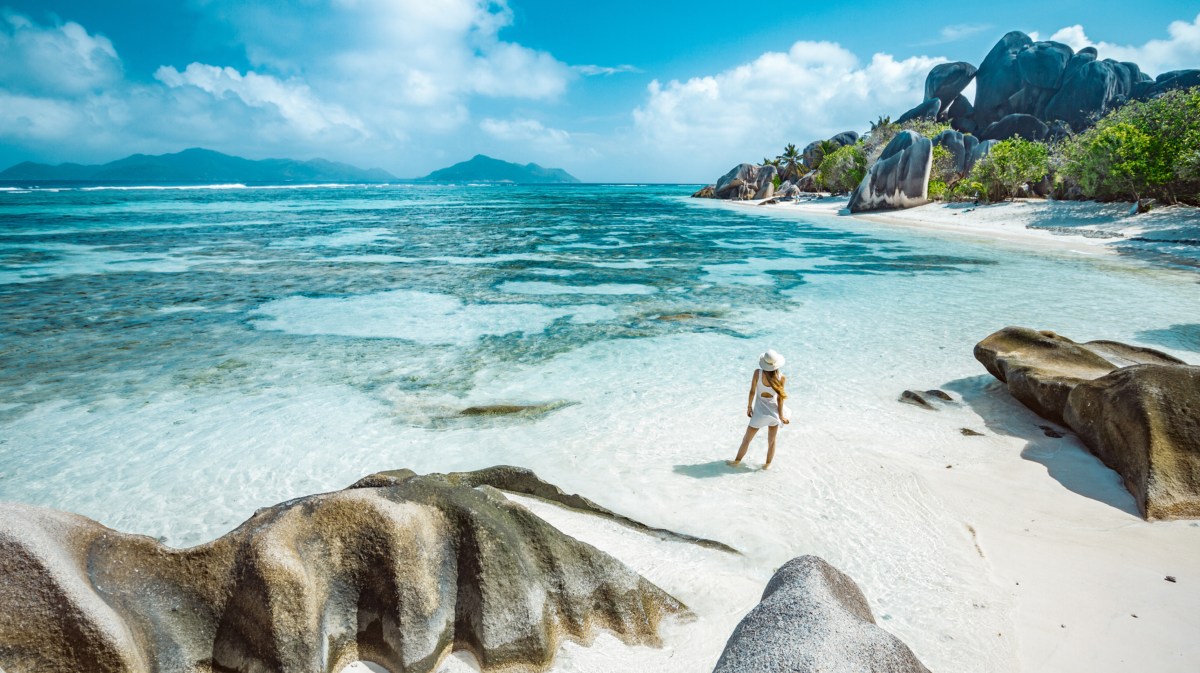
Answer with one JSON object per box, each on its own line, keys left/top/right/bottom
{"left": 763, "top": 369, "right": 787, "bottom": 400}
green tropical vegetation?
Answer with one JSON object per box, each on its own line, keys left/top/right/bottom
{"left": 760, "top": 86, "right": 1199, "bottom": 206}
{"left": 1058, "top": 87, "right": 1200, "bottom": 204}
{"left": 964, "top": 138, "right": 1050, "bottom": 202}
{"left": 815, "top": 144, "right": 866, "bottom": 194}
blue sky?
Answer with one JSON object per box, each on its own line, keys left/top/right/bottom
{"left": 1, "top": 1, "right": 1198, "bottom": 181}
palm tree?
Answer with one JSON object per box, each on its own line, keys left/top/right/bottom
{"left": 869, "top": 115, "right": 893, "bottom": 134}
{"left": 777, "top": 143, "right": 803, "bottom": 180}
{"left": 810, "top": 139, "right": 840, "bottom": 171}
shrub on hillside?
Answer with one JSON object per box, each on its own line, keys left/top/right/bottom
{"left": 816, "top": 143, "right": 867, "bottom": 194}
{"left": 927, "top": 144, "right": 962, "bottom": 201}
{"left": 1059, "top": 87, "right": 1200, "bottom": 204}
{"left": 968, "top": 138, "right": 1050, "bottom": 202}
{"left": 861, "top": 119, "right": 950, "bottom": 166}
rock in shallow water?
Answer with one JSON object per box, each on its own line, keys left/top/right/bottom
{"left": 975, "top": 326, "right": 1199, "bottom": 520}
{"left": 712, "top": 555, "right": 930, "bottom": 673}
{"left": 0, "top": 466, "right": 691, "bottom": 673}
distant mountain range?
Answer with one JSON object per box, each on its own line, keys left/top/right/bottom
{"left": 0, "top": 149, "right": 580, "bottom": 185}
{"left": 416, "top": 154, "right": 579, "bottom": 183}
{"left": 0, "top": 148, "right": 396, "bottom": 184}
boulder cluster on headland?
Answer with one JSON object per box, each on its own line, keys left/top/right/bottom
{"left": 976, "top": 326, "right": 1200, "bottom": 520}
{"left": 694, "top": 30, "right": 1200, "bottom": 213}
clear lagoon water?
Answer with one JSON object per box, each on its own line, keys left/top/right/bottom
{"left": 2, "top": 183, "right": 1198, "bottom": 672}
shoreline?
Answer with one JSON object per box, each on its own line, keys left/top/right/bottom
{"left": 714, "top": 194, "right": 1200, "bottom": 264}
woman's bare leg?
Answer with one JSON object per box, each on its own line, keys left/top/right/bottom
{"left": 763, "top": 425, "right": 779, "bottom": 469}
{"left": 729, "top": 426, "right": 759, "bottom": 465}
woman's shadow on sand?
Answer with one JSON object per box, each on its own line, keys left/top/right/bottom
{"left": 673, "top": 460, "right": 761, "bottom": 478}
{"left": 944, "top": 374, "right": 1140, "bottom": 517}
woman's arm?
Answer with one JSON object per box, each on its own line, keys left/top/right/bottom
{"left": 746, "top": 370, "right": 758, "bottom": 417}
{"left": 777, "top": 375, "right": 789, "bottom": 423}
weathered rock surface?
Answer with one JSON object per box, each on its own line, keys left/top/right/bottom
{"left": 978, "top": 113, "right": 1051, "bottom": 142}
{"left": 692, "top": 185, "right": 716, "bottom": 198}
{"left": 712, "top": 556, "right": 930, "bottom": 673}
{"left": 715, "top": 163, "right": 760, "bottom": 200}
{"left": 0, "top": 466, "right": 693, "bottom": 673}
{"left": 975, "top": 327, "right": 1199, "bottom": 519}
{"left": 1065, "top": 365, "right": 1200, "bottom": 520}
{"left": 974, "top": 326, "right": 1181, "bottom": 423}
{"left": 974, "top": 31, "right": 1034, "bottom": 128}
{"left": 899, "top": 389, "right": 953, "bottom": 410}
{"left": 830, "top": 130, "right": 860, "bottom": 147}
{"left": 754, "top": 164, "right": 778, "bottom": 199}
{"left": 896, "top": 98, "right": 941, "bottom": 124}
{"left": 802, "top": 132, "right": 859, "bottom": 170}
{"left": 925, "top": 62, "right": 977, "bottom": 113}
{"left": 848, "top": 131, "right": 932, "bottom": 213}
{"left": 932, "top": 129, "right": 979, "bottom": 176}
{"left": 1152, "top": 69, "right": 1200, "bottom": 96}
{"left": 968, "top": 139, "right": 998, "bottom": 174}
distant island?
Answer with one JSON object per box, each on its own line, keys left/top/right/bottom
{"left": 417, "top": 154, "right": 579, "bottom": 184}
{"left": 0, "top": 148, "right": 396, "bottom": 185}
{"left": 0, "top": 150, "right": 581, "bottom": 186}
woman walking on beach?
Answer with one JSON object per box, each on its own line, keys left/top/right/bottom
{"left": 729, "top": 350, "right": 789, "bottom": 469}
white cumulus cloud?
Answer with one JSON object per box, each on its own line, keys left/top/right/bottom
{"left": 1049, "top": 14, "right": 1200, "bottom": 75}
{"left": 480, "top": 117, "right": 571, "bottom": 148}
{"left": 0, "top": 11, "right": 121, "bottom": 97}
{"left": 632, "top": 40, "right": 943, "bottom": 180}
{"left": 154, "top": 64, "right": 365, "bottom": 137}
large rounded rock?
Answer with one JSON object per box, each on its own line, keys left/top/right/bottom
{"left": 967, "top": 139, "right": 998, "bottom": 174}
{"left": 715, "top": 163, "right": 760, "bottom": 199}
{"left": 974, "top": 326, "right": 1181, "bottom": 424}
{"left": 945, "top": 93, "right": 975, "bottom": 124}
{"left": 896, "top": 98, "right": 941, "bottom": 124}
{"left": 1065, "top": 365, "right": 1200, "bottom": 520}
{"left": 978, "top": 113, "right": 1050, "bottom": 142}
{"left": 848, "top": 131, "right": 932, "bottom": 213}
{"left": 0, "top": 467, "right": 691, "bottom": 673}
{"left": 1016, "top": 41, "right": 1073, "bottom": 90}
{"left": 830, "top": 130, "right": 859, "bottom": 147}
{"left": 974, "top": 31, "right": 1034, "bottom": 128}
{"left": 754, "top": 164, "right": 779, "bottom": 199}
{"left": 975, "top": 327, "right": 1118, "bottom": 424}
{"left": 1149, "top": 69, "right": 1200, "bottom": 97}
{"left": 975, "top": 327, "right": 1198, "bottom": 520}
{"left": 801, "top": 133, "right": 858, "bottom": 170}
{"left": 932, "top": 129, "right": 973, "bottom": 176}
{"left": 1045, "top": 56, "right": 1120, "bottom": 130}
{"left": 925, "top": 62, "right": 977, "bottom": 112}
{"left": 712, "top": 556, "right": 930, "bottom": 673}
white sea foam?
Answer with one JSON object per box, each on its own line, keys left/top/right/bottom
{"left": 499, "top": 281, "right": 658, "bottom": 295}
{"left": 0, "top": 243, "right": 195, "bottom": 284}
{"left": 274, "top": 227, "right": 396, "bottom": 248}
{"left": 79, "top": 184, "right": 250, "bottom": 191}
{"left": 250, "top": 289, "right": 615, "bottom": 344}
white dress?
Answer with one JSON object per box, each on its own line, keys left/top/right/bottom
{"left": 749, "top": 370, "right": 787, "bottom": 428}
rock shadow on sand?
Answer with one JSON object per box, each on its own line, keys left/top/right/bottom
{"left": 942, "top": 375, "right": 1139, "bottom": 517}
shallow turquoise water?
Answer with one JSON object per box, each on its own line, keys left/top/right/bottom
{"left": 2, "top": 183, "right": 1198, "bottom": 672}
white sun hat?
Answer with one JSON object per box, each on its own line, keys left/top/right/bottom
{"left": 758, "top": 349, "right": 786, "bottom": 371}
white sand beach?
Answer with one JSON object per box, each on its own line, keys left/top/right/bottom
{"left": 753, "top": 195, "right": 1200, "bottom": 262}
